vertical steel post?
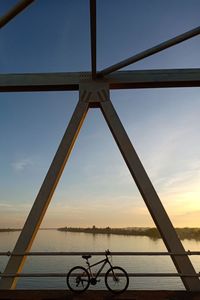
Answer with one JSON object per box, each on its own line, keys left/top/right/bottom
{"left": 100, "top": 98, "right": 200, "bottom": 291}
{"left": 0, "top": 100, "right": 89, "bottom": 289}
{"left": 90, "top": 0, "right": 97, "bottom": 79}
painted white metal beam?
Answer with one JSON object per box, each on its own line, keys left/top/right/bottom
{"left": 1, "top": 80, "right": 200, "bottom": 291}
{"left": 100, "top": 25, "right": 200, "bottom": 76}
{"left": 90, "top": 0, "right": 97, "bottom": 79}
{"left": 0, "top": 99, "right": 89, "bottom": 289}
{"left": 0, "top": 69, "right": 200, "bottom": 92}
{"left": 100, "top": 98, "right": 200, "bottom": 291}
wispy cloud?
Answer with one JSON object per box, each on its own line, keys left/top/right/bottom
{"left": 0, "top": 203, "right": 12, "bottom": 209}
{"left": 0, "top": 202, "right": 31, "bottom": 212}
{"left": 11, "top": 158, "right": 33, "bottom": 171}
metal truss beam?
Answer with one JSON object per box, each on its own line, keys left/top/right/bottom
{"left": 100, "top": 25, "right": 200, "bottom": 76}
{"left": 0, "top": 69, "right": 200, "bottom": 92}
{"left": 90, "top": 0, "right": 97, "bottom": 79}
{"left": 1, "top": 81, "right": 200, "bottom": 291}
{"left": 100, "top": 98, "right": 200, "bottom": 291}
{"left": 0, "top": 0, "right": 35, "bottom": 29}
{"left": 0, "top": 99, "right": 89, "bottom": 289}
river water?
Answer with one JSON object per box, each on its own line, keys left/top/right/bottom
{"left": 0, "top": 230, "right": 200, "bottom": 290}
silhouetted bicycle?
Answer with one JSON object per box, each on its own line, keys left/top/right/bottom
{"left": 66, "top": 250, "right": 129, "bottom": 293}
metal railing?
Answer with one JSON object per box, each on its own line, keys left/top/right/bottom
{"left": 1, "top": 250, "right": 200, "bottom": 256}
{"left": 0, "top": 251, "right": 200, "bottom": 278}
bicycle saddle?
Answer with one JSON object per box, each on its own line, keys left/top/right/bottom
{"left": 82, "top": 255, "right": 91, "bottom": 260}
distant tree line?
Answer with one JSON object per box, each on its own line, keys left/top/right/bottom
{"left": 57, "top": 226, "right": 200, "bottom": 240}
{"left": 0, "top": 228, "right": 21, "bottom": 232}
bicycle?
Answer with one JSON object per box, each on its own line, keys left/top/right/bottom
{"left": 66, "top": 250, "right": 129, "bottom": 293}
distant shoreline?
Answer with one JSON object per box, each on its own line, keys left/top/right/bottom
{"left": 2, "top": 227, "right": 200, "bottom": 240}
{"left": 57, "top": 226, "right": 200, "bottom": 240}
{"left": 0, "top": 228, "right": 57, "bottom": 232}
{"left": 0, "top": 228, "right": 21, "bottom": 232}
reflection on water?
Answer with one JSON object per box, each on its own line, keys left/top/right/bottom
{"left": 0, "top": 230, "right": 200, "bottom": 290}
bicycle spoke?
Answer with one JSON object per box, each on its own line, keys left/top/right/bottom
{"left": 67, "top": 266, "right": 90, "bottom": 292}
{"left": 105, "top": 266, "right": 129, "bottom": 293}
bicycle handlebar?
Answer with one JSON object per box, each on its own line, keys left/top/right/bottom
{"left": 105, "top": 249, "right": 111, "bottom": 256}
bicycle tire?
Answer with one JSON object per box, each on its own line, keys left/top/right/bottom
{"left": 67, "top": 266, "right": 90, "bottom": 292}
{"left": 105, "top": 266, "right": 129, "bottom": 293}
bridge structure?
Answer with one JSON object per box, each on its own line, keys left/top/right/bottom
{"left": 0, "top": 0, "right": 200, "bottom": 294}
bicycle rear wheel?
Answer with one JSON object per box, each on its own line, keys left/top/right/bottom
{"left": 67, "top": 266, "right": 90, "bottom": 292}
{"left": 105, "top": 266, "right": 129, "bottom": 293}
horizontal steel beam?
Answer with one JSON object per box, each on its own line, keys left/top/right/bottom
{"left": 0, "top": 69, "right": 200, "bottom": 92}
{"left": 108, "top": 69, "right": 200, "bottom": 89}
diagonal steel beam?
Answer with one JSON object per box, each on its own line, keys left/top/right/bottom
{"left": 100, "top": 98, "right": 200, "bottom": 291}
{"left": 0, "top": 99, "right": 89, "bottom": 289}
{"left": 90, "top": 0, "right": 97, "bottom": 79}
{"left": 99, "top": 25, "right": 200, "bottom": 76}
{"left": 0, "top": 0, "right": 35, "bottom": 29}
{"left": 0, "top": 69, "right": 200, "bottom": 92}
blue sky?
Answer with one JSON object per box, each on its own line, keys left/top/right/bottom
{"left": 0, "top": 0, "right": 200, "bottom": 228}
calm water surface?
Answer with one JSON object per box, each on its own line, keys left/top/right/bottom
{"left": 0, "top": 230, "right": 200, "bottom": 290}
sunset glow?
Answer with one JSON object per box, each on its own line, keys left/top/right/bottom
{"left": 0, "top": 0, "right": 200, "bottom": 229}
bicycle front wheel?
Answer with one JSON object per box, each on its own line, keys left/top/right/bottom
{"left": 67, "top": 266, "right": 90, "bottom": 292}
{"left": 105, "top": 266, "right": 129, "bottom": 293}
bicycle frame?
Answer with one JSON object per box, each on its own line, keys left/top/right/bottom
{"left": 66, "top": 253, "right": 129, "bottom": 293}
{"left": 85, "top": 256, "right": 112, "bottom": 279}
